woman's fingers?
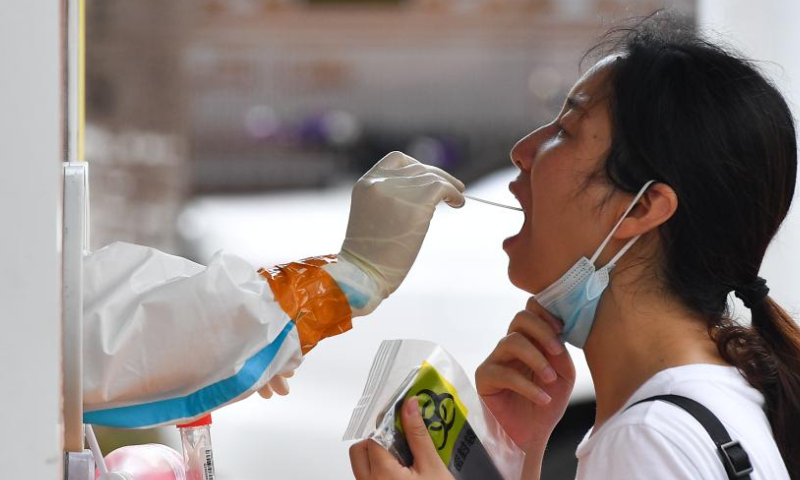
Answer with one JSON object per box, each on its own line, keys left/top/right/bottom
{"left": 348, "top": 400, "right": 454, "bottom": 480}
{"left": 476, "top": 299, "right": 578, "bottom": 404}
{"left": 508, "top": 300, "right": 576, "bottom": 383}
{"left": 476, "top": 362, "right": 552, "bottom": 405}
{"left": 366, "top": 437, "right": 408, "bottom": 473}
{"left": 525, "top": 297, "right": 563, "bottom": 334}
{"left": 524, "top": 298, "right": 577, "bottom": 382}
{"left": 493, "top": 332, "right": 558, "bottom": 383}
{"left": 507, "top": 309, "right": 564, "bottom": 357}
{"left": 350, "top": 440, "right": 404, "bottom": 479}
{"left": 491, "top": 302, "right": 565, "bottom": 385}
{"left": 401, "top": 397, "right": 445, "bottom": 471}
{"left": 349, "top": 440, "right": 372, "bottom": 479}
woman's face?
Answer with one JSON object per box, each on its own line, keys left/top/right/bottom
{"left": 505, "top": 56, "right": 624, "bottom": 293}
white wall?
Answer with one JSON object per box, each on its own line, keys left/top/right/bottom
{"left": 0, "top": 3, "right": 64, "bottom": 478}
{"left": 699, "top": 0, "right": 800, "bottom": 314}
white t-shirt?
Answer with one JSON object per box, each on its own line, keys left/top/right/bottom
{"left": 575, "top": 364, "right": 789, "bottom": 479}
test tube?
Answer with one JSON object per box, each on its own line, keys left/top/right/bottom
{"left": 177, "top": 415, "right": 216, "bottom": 480}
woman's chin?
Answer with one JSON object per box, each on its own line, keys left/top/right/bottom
{"left": 504, "top": 232, "right": 541, "bottom": 293}
{"left": 506, "top": 262, "right": 533, "bottom": 293}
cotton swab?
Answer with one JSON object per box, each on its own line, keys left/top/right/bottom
{"left": 464, "top": 195, "right": 523, "bottom": 212}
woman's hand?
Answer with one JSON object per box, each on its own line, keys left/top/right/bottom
{"left": 349, "top": 397, "right": 454, "bottom": 480}
{"left": 475, "top": 297, "right": 575, "bottom": 452}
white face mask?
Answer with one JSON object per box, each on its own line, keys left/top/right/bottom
{"left": 535, "top": 180, "right": 655, "bottom": 349}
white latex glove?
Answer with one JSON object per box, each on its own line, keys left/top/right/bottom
{"left": 337, "top": 151, "right": 465, "bottom": 303}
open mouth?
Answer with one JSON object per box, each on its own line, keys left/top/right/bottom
{"left": 503, "top": 181, "right": 528, "bottom": 249}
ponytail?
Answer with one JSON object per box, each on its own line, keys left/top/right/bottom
{"left": 591, "top": 13, "right": 799, "bottom": 476}
{"left": 715, "top": 297, "right": 800, "bottom": 479}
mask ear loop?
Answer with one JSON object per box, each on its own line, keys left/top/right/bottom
{"left": 589, "top": 180, "right": 656, "bottom": 266}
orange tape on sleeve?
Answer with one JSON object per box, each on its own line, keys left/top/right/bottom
{"left": 259, "top": 255, "right": 353, "bottom": 355}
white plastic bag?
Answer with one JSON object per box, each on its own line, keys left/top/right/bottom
{"left": 343, "top": 339, "right": 524, "bottom": 480}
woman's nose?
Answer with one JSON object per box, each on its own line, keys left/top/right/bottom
{"left": 510, "top": 123, "right": 557, "bottom": 170}
{"left": 510, "top": 128, "right": 543, "bottom": 171}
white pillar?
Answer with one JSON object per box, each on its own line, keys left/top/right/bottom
{"left": 0, "top": 2, "right": 64, "bottom": 478}
{"left": 699, "top": 1, "right": 800, "bottom": 313}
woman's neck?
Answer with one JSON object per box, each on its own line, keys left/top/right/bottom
{"left": 583, "top": 268, "right": 728, "bottom": 430}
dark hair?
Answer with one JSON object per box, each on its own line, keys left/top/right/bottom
{"left": 592, "top": 13, "right": 800, "bottom": 478}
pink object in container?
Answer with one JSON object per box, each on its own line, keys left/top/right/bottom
{"left": 177, "top": 415, "right": 216, "bottom": 480}
{"left": 101, "top": 444, "right": 187, "bottom": 480}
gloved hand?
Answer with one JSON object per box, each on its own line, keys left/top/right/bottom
{"left": 338, "top": 151, "right": 465, "bottom": 303}
{"left": 258, "top": 152, "right": 463, "bottom": 401}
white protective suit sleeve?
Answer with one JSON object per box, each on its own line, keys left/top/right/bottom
{"left": 82, "top": 242, "right": 362, "bottom": 429}
{"left": 81, "top": 153, "right": 464, "bottom": 429}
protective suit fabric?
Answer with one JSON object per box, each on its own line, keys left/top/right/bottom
{"left": 259, "top": 255, "right": 353, "bottom": 354}
{"left": 82, "top": 242, "right": 349, "bottom": 428}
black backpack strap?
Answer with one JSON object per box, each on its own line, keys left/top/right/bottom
{"left": 627, "top": 394, "right": 754, "bottom": 479}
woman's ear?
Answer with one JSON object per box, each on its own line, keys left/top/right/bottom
{"left": 613, "top": 183, "right": 678, "bottom": 240}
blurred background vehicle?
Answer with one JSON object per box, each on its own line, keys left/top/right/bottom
{"left": 80, "top": 0, "right": 797, "bottom": 478}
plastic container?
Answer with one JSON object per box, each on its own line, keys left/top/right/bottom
{"left": 102, "top": 444, "right": 186, "bottom": 480}
{"left": 177, "top": 415, "right": 216, "bottom": 480}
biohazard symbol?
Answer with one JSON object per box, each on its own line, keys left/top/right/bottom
{"left": 415, "top": 389, "right": 457, "bottom": 451}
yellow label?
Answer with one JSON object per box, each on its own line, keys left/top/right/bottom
{"left": 395, "top": 361, "right": 469, "bottom": 466}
